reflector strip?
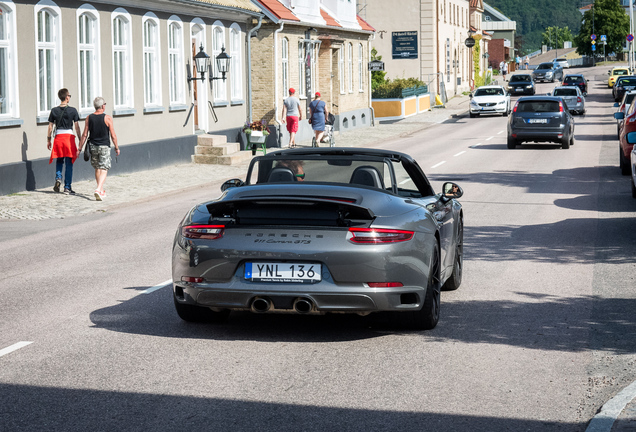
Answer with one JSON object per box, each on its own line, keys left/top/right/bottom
{"left": 367, "top": 282, "right": 404, "bottom": 288}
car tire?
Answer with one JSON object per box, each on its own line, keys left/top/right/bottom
{"left": 620, "top": 147, "right": 630, "bottom": 175}
{"left": 569, "top": 135, "right": 574, "bottom": 147}
{"left": 397, "top": 242, "right": 441, "bottom": 330}
{"left": 470, "top": 112, "right": 478, "bottom": 118}
{"left": 561, "top": 135, "right": 570, "bottom": 149}
{"left": 442, "top": 217, "right": 463, "bottom": 292}
{"left": 507, "top": 136, "right": 517, "bottom": 149}
{"left": 174, "top": 294, "right": 230, "bottom": 323}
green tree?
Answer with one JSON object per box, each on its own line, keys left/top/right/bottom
{"left": 541, "top": 26, "right": 574, "bottom": 49}
{"left": 370, "top": 48, "right": 387, "bottom": 91}
{"left": 574, "top": 0, "right": 629, "bottom": 56}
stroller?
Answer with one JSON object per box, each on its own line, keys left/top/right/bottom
{"left": 312, "top": 113, "right": 336, "bottom": 147}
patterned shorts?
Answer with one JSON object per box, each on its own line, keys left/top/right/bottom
{"left": 90, "top": 145, "right": 111, "bottom": 170}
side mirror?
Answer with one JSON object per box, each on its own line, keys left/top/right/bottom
{"left": 614, "top": 103, "right": 620, "bottom": 107}
{"left": 547, "top": 92, "right": 552, "bottom": 96}
{"left": 615, "top": 112, "right": 625, "bottom": 120}
{"left": 442, "top": 182, "right": 463, "bottom": 199}
{"left": 221, "top": 178, "right": 245, "bottom": 192}
{"left": 627, "top": 131, "right": 636, "bottom": 144}
{"left": 469, "top": 93, "right": 473, "bottom": 99}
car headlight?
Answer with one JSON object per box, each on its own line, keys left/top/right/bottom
{"left": 526, "top": 85, "right": 533, "bottom": 88}
{"left": 545, "top": 72, "right": 553, "bottom": 76}
{"left": 470, "top": 100, "right": 479, "bottom": 106}
{"left": 497, "top": 100, "right": 506, "bottom": 105}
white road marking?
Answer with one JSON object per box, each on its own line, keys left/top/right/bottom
{"left": 140, "top": 279, "right": 173, "bottom": 295}
{"left": 470, "top": 143, "right": 482, "bottom": 148}
{"left": 585, "top": 380, "right": 636, "bottom": 432}
{"left": 486, "top": 136, "right": 494, "bottom": 141}
{"left": 498, "top": 130, "right": 504, "bottom": 134}
{"left": 454, "top": 151, "right": 466, "bottom": 157}
{"left": 399, "top": 179, "right": 410, "bottom": 185}
{"left": 431, "top": 161, "right": 446, "bottom": 169}
{"left": 0, "top": 342, "right": 32, "bottom": 358}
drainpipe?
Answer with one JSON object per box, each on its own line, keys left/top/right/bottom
{"left": 247, "top": 15, "right": 263, "bottom": 123}
{"left": 274, "top": 22, "right": 285, "bottom": 129}
{"left": 369, "top": 32, "right": 375, "bottom": 127}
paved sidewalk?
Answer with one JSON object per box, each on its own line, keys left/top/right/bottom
{"left": 0, "top": 95, "right": 469, "bottom": 221}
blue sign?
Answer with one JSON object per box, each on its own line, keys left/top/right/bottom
{"left": 591, "top": 34, "right": 596, "bottom": 40}
{"left": 600, "top": 35, "right": 607, "bottom": 41}
{"left": 592, "top": 45, "right": 596, "bottom": 51}
{"left": 628, "top": 34, "right": 634, "bottom": 42}
{"left": 392, "top": 31, "right": 418, "bottom": 59}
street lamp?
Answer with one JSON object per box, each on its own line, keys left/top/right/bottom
{"left": 187, "top": 44, "right": 231, "bottom": 83}
{"left": 210, "top": 47, "right": 231, "bottom": 82}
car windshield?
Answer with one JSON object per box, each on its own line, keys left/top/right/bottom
{"left": 614, "top": 69, "right": 629, "bottom": 76}
{"left": 617, "top": 78, "right": 636, "bottom": 86}
{"left": 510, "top": 75, "right": 531, "bottom": 82}
{"left": 554, "top": 88, "right": 577, "bottom": 96}
{"left": 538, "top": 63, "right": 554, "bottom": 70}
{"left": 474, "top": 88, "right": 504, "bottom": 96}
{"left": 625, "top": 93, "right": 636, "bottom": 105}
{"left": 247, "top": 155, "right": 427, "bottom": 197}
{"left": 517, "top": 100, "right": 561, "bottom": 113}
{"left": 564, "top": 76, "right": 583, "bottom": 83}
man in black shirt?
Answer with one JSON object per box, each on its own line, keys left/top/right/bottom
{"left": 47, "top": 88, "right": 81, "bottom": 194}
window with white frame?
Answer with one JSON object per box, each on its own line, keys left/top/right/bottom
{"left": 229, "top": 23, "right": 242, "bottom": 101}
{"left": 338, "top": 47, "right": 345, "bottom": 94}
{"left": 347, "top": 43, "right": 353, "bottom": 92}
{"left": 311, "top": 43, "right": 318, "bottom": 95}
{"left": 142, "top": 14, "right": 161, "bottom": 106}
{"left": 358, "top": 43, "right": 363, "bottom": 92}
{"left": 281, "top": 37, "right": 288, "bottom": 98}
{"left": 168, "top": 18, "right": 185, "bottom": 106}
{"left": 77, "top": 6, "right": 100, "bottom": 112}
{"left": 35, "top": 2, "right": 62, "bottom": 116}
{"left": 0, "top": 1, "right": 18, "bottom": 119}
{"left": 212, "top": 22, "right": 226, "bottom": 102}
{"left": 298, "top": 41, "right": 305, "bottom": 98}
{"left": 112, "top": 9, "right": 133, "bottom": 109}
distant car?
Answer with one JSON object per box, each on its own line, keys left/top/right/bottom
{"left": 614, "top": 90, "right": 636, "bottom": 138}
{"left": 507, "top": 96, "right": 575, "bottom": 149}
{"left": 171, "top": 148, "right": 465, "bottom": 330}
{"left": 631, "top": 143, "right": 636, "bottom": 198}
{"left": 550, "top": 86, "right": 585, "bottom": 115}
{"left": 553, "top": 58, "right": 569, "bottom": 69}
{"left": 507, "top": 73, "right": 535, "bottom": 95}
{"left": 532, "top": 62, "right": 564, "bottom": 83}
{"left": 608, "top": 67, "right": 630, "bottom": 88}
{"left": 562, "top": 74, "right": 588, "bottom": 95}
{"left": 614, "top": 101, "right": 636, "bottom": 175}
{"left": 612, "top": 76, "right": 636, "bottom": 102}
{"left": 469, "top": 85, "right": 511, "bottom": 117}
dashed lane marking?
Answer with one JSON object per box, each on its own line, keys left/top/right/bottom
{"left": 486, "top": 136, "right": 494, "bottom": 141}
{"left": 140, "top": 279, "right": 173, "bottom": 295}
{"left": 498, "top": 131, "right": 504, "bottom": 134}
{"left": 470, "top": 143, "right": 482, "bottom": 148}
{"left": 0, "top": 342, "right": 33, "bottom": 358}
{"left": 431, "top": 161, "right": 446, "bottom": 169}
{"left": 454, "top": 151, "right": 466, "bottom": 157}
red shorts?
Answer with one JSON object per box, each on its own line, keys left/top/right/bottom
{"left": 286, "top": 116, "right": 299, "bottom": 133}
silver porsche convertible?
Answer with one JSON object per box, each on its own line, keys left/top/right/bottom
{"left": 172, "top": 148, "right": 464, "bottom": 330}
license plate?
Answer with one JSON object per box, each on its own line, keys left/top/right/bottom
{"left": 528, "top": 119, "right": 548, "bottom": 124}
{"left": 245, "top": 262, "right": 321, "bottom": 283}
{"left": 515, "top": 88, "right": 523, "bottom": 92}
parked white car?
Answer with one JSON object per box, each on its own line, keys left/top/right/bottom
{"left": 469, "top": 85, "right": 511, "bottom": 117}
{"left": 554, "top": 58, "right": 569, "bottom": 69}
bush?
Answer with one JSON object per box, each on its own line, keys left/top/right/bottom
{"left": 372, "top": 78, "right": 428, "bottom": 99}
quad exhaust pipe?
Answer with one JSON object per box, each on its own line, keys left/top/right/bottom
{"left": 251, "top": 297, "right": 272, "bottom": 313}
{"left": 293, "top": 297, "right": 314, "bottom": 314}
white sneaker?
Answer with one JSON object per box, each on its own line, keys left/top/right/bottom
{"left": 94, "top": 190, "right": 106, "bottom": 201}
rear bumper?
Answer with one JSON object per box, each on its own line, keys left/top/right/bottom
{"left": 173, "top": 281, "right": 428, "bottom": 313}
{"left": 510, "top": 128, "right": 567, "bottom": 143}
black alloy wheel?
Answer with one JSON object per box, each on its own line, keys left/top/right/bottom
{"left": 398, "top": 242, "right": 441, "bottom": 330}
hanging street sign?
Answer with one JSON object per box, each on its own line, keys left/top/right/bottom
{"left": 627, "top": 34, "right": 634, "bottom": 42}
{"left": 465, "top": 37, "right": 475, "bottom": 48}
{"left": 600, "top": 35, "right": 607, "bottom": 42}
{"left": 368, "top": 60, "right": 385, "bottom": 71}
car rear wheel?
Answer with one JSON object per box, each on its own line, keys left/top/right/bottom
{"left": 442, "top": 218, "right": 463, "bottom": 292}
{"left": 561, "top": 135, "right": 570, "bottom": 149}
{"left": 620, "top": 147, "right": 630, "bottom": 175}
{"left": 174, "top": 294, "right": 230, "bottom": 323}
{"left": 397, "top": 242, "right": 441, "bottom": 330}
{"left": 507, "top": 136, "right": 517, "bottom": 149}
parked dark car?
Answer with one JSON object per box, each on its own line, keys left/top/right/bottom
{"left": 562, "top": 74, "right": 588, "bottom": 95}
{"left": 614, "top": 102, "right": 636, "bottom": 175}
{"left": 506, "top": 73, "right": 535, "bottom": 95}
{"left": 532, "top": 62, "right": 564, "bottom": 83}
{"left": 612, "top": 76, "right": 636, "bottom": 102}
{"left": 507, "top": 96, "right": 575, "bottom": 149}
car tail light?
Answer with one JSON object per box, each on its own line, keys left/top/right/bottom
{"left": 182, "top": 225, "right": 225, "bottom": 240}
{"left": 181, "top": 276, "right": 204, "bottom": 283}
{"left": 577, "top": 97, "right": 582, "bottom": 103}
{"left": 367, "top": 282, "right": 404, "bottom": 288}
{"left": 559, "top": 102, "right": 564, "bottom": 112}
{"left": 512, "top": 100, "right": 520, "bottom": 113}
{"left": 347, "top": 228, "right": 414, "bottom": 244}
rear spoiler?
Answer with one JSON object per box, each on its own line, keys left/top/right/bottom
{"left": 206, "top": 197, "right": 375, "bottom": 227}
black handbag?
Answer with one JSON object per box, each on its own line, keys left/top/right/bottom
{"left": 83, "top": 139, "right": 90, "bottom": 161}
